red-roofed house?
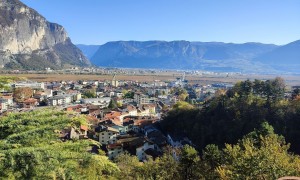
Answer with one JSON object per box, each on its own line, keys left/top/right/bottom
{"left": 22, "top": 98, "right": 38, "bottom": 108}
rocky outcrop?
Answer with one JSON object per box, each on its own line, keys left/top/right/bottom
{"left": 0, "top": 0, "right": 91, "bottom": 69}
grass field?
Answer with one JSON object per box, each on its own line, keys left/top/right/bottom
{"left": 1, "top": 73, "right": 300, "bottom": 86}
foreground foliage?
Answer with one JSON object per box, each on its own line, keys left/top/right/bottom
{"left": 113, "top": 123, "right": 300, "bottom": 180}
{"left": 0, "top": 109, "right": 119, "bottom": 179}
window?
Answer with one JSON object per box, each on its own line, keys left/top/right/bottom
{"left": 102, "top": 140, "right": 104, "bottom": 142}
{"left": 108, "top": 133, "right": 111, "bottom": 135}
{"left": 102, "top": 133, "right": 104, "bottom": 135}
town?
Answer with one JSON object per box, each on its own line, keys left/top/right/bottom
{"left": 0, "top": 74, "right": 233, "bottom": 161}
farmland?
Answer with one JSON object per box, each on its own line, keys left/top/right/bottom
{"left": 1, "top": 73, "right": 300, "bottom": 86}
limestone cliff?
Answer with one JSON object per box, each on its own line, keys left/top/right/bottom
{"left": 0, "top": 0, "right": 91, "bottom": 69}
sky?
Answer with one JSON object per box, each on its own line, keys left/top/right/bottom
{"left": 21, "top": 0, "right": 300, "bottom": 45}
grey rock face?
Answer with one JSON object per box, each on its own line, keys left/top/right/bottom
{"left": 0, "top": 0, "right": 91, "bottom": 69}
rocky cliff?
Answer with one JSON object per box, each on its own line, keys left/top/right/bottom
{"left": 0, "top": 0, "right": 91, "bottom": 69}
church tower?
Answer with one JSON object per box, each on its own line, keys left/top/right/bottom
{"left": 111, "top": 74, "right": 119, "bottom": 87}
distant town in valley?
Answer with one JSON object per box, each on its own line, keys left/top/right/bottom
{"left": 1, "top": 0, "right": 300, "bottom": 179}
{"left": 1, "top": 67, "right": 299, "bottom": 161}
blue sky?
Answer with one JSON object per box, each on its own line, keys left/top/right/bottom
{"left": 21, "top": 0, "right": 300, "bottom": 45}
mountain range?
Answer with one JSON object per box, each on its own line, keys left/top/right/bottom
{"left": 0, "top": 0, "right": 91, "bottom": 70}
{"left": 1, "top": 0, "right": 299, "bottom": 73}
{"left": 78, "top": 40, "right": 300, "bottom": 73}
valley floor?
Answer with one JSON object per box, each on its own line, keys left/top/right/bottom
{"left": 2, "top": 73, "right": 300, "bottom": 86}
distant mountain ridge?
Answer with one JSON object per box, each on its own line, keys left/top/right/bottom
{"left": 254, "top": 40, "right": 300, "bottom": 72}
{"left": 76, "top": 40, "right": 300, "bottom": 73}
{"left": 0, "top": 0, "right": 91, "bottom": 70}
{"left": 77, "top": 41, "right": 278, "bottom": 72}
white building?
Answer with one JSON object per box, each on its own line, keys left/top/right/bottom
{"left": 48, "top": 95, "right": 72, "bottom": 106}
{"left": 81, "top": 97, "right": 111, "bottom": 107}
{"left": 12, "top": 82, "right": 45, "bottom": 90}
{"left": 136, "top": 140, "right": 157, "bottom": 161}
{"left": 99, "top": 127, "right": 119, "bottom": 145}
{"left": 0, "top": 99, "right": 8, "bottom": 112}
{"left": 0, "top": 96, "right": 13, "bottom": 112}
{"left": 0, "top": 96, "right": 13, "bottom": 106}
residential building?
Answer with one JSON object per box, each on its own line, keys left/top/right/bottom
{"left": 111, "top": 125, "right": 128, "bottom": 134}
{"left": 0, "top": 95, "right": 13, "bottom": 107}
{"left": 134, "top": 93, "right": 150, "bottom": 105}
{"left": 107, "top": 143, "right": 123, "bottom": 159}
{"left": 99, "top": 126, "right": 119, "bottom": 144}
{"left": 21, "top": 98, "right": 38, "bottom": 108}
{"left": 69, "top": 125, "right": 88, "bottom": 139}
{"left": 81, "top": 97, "right": 111, "bottom": 107}
{"left": 48, "top": 95, "right": 72, "bottom": 106}
{"left": 0, "top": 99, "right": 9, "bottom": 112}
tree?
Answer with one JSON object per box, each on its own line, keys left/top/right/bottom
{"left": 82, "top": 89, "right": 96, "bottom": 98}
{"left": 114, "top": 152, "right": 141, "bottom": 179}
{"left": 0, "top": 76, "right": 20, "bottom": 91}
{"left": 253, "top": 79, "right": 264, "bottom": 95}
{"left": 292, "top": 88, "right": 300, "bottom": 100}
{"left": 108, "top": 98, "right": 118, "bottom": 109}
{"left": 201, "top": 144, "right": 223, "bottom": 179}
{"left": 178, "top": 92, "right": 189, "bottom": 101}
{"left": 179, "top": 145, "right": 201, "bottom": 180}
{"left": 173, "top": 101, "right": 194, "bottom": 110}
{"left": 264, "top": 77, "right": 285, "bottom": 101}
{"left": 202, "top": 144, "right": 223, "bottom": 170}
{"left": 124, "top": 91, "right": 134, "bottom": 99}
{"left": 13, "top": 87, "right": 33, "bottom": 103}
{"left": 216, "top": 123, "right": 300, "bottom": 179}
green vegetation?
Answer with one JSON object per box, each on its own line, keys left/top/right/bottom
{"left": 217, "top": 123, "right": 300, "bottom": 179}
{"left": 0, "top": 76, "right": 20, "bottom": 91}
{"left": 112, "top": 122, "right": 300, "bottom": 179}
{"left": 161, "top": 78, "right": 300, "bottom": 154}
{"left": 123, "top": 91, "right": 134, "bottom": 99}
{"left": 0, "top": 109, "right": 119, "bottom": 179}
{"left": 82, "top": 89, "right": 97, "bottom": 98}
{"left": 173, "top": 101, "right": 195, "bottom": 110}
{"left": 171, "top": 87, "right": 189, "bottom": 101}
{"left": 108, "top": 98, "right": 118, "bottom": 109}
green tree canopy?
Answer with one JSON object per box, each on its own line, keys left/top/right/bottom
{"left": 217, "top": 123, "right": 300, "bottom": 179}
{"left": 0, "top": 109, "right": 119, "bottom": 179}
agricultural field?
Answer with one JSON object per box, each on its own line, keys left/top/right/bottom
{"left": 1, "top": 73, "right": 300, "bottom": 86}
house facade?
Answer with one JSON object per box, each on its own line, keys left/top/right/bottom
{"left": 99, "top": 127, "right": 119, "bottom": 145}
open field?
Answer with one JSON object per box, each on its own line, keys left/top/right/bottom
{"left": 1, "top": 73, "right": 300, "bottom": 86}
